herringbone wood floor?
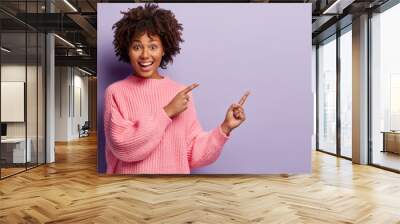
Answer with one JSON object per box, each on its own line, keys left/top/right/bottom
{"left": 1, "top": 134, "right": 400, "bottom": 224}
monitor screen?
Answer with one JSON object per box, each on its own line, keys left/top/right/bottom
{"left": 1, "top": 123, "right": 7, "bottom": 137}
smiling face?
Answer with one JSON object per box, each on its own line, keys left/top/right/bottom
{"left": 128, "top": 32, "right": 165, "bottom": 79}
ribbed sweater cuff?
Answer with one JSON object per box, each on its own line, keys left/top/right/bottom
{"left": 216, "top": 125, "right": 230, "bottom": 142}
{"left": 159, "top": 108, "right": 173, "bottom": 128}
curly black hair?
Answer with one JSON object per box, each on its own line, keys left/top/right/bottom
{"left": 112, "top": 3, "right": 184, "bottom": 69}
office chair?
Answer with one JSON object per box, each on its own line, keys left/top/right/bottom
{"left": 79, "top": 121, "right": 90, "bottom": 138}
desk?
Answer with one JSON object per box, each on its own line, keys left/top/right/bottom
{"left": 1, "top": 138, "right": 31, "bottom": 163}
{"left": 381, "top": 131, "right": 400, "bottom": 154}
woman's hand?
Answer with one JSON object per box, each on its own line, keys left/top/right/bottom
{"left": 164, "top": 83, "right": 199, "bottom": 118}
{"left": 221, "top": 91, "right": 250, "bottom": 136}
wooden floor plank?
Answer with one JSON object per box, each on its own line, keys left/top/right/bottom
{"left": 0, "top": 134, "right": 400, "bottom": 223}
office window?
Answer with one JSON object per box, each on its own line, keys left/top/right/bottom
{"left": 371, "top": 3, "right": 400, "bottom": 171}
{"left": 340, "top": 28, "right": 352, "bottom": 158}
{"left": 318, "top": 36, "right": 337, "bottom": 154}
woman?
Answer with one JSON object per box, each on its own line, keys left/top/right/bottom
{"left": 104, "top": 3, "right": 249, "bottom": 174}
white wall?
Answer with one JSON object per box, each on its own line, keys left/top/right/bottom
{"left": 72, "top": 72, "right": 89, "bottom": 138}
{"left": 55, "top": 66, "right": 89, "bottom": 141}
{"left": 55, "top": 66, "right": 70, "bottom": 141}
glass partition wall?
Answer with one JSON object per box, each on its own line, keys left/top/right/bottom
{"left": 316, "top": 26, "right": 353, "bottom": 159}
{"left": 317, "top": 35, "right": 337, "bottom": 155}
{"left": 0, "top": 1, "right": 46, "bottom": 179}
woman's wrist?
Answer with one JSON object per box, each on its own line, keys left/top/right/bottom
{"left": 220, "top": 122, "right": 232, "bottom": 136}
{"left": 163, "top": 106, "right": 174, "bottom": 118}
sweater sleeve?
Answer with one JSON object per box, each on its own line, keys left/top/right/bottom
{"left": 104, "top": 88, "right": 172, "bottom": 162}
{"left": 186, "top": 96, "right": 229, "bottom": 169}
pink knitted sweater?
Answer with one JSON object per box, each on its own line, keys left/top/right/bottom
{"left": 104, "top": 75, "right": 229, "bottom": 174}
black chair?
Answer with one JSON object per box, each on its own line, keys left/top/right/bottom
{"left": 79, "top": 121, "right": 90, "bottom": 138}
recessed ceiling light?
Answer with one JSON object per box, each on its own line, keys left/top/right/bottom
{"left": 54, "top": 34, "right": 75, "bottom": 48}
{"left": 1, "top": 47, "right": 11, "bottom": 53}
{"left": 63, "top": 0, "right": 78, "bottom": 12}
{"left": 78, "top": 67, "right": 93, "bottom": 76}
{"left": 322, "top": 0, "right": 355, "bottom": 15}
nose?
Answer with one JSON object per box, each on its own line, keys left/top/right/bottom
{"left": 140, "top": 48, "right": 149, "bottom": 59}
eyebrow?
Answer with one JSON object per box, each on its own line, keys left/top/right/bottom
{"left": 132, "top": 39, "right": 158, "bottom": 43}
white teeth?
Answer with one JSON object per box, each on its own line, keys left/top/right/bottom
{"left": 139, "top": 62, "right": 153, "bottom": 66}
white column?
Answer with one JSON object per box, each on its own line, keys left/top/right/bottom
{"left": 46, "top": 33, "right": 55, "bottom": 163}
{"left": 46, "top": 1, "right": 55, "bottom": 163}
{"left": 352, "top": 14, "right": 369, "bottom": 164}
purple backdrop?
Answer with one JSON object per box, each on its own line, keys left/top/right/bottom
{"left": 97, "top": 3, "right": 312, "bottom": 174}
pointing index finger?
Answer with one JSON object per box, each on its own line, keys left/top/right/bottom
{"left": 182, "top": 83, "right": 199, "bottom": 94}
{"left": 238, "top": 91, "right": 250, "bottom": 106}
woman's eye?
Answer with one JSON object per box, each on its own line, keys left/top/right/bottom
{"left": 133, "top": 45, "right": 141, "bottom": 50}
{"left": 150, "top": 45, "right": 158, "bottom": 50}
